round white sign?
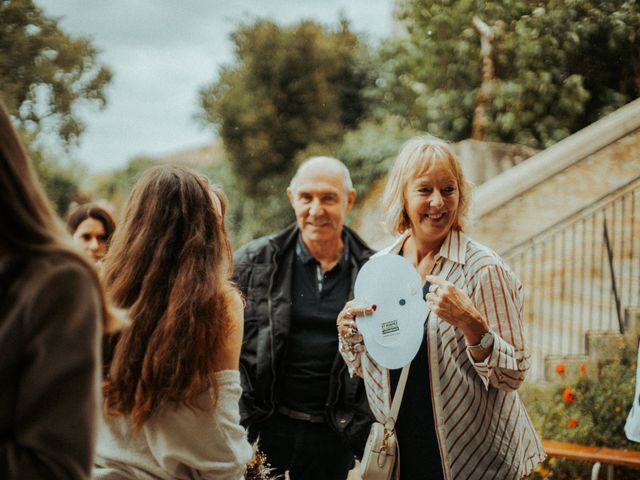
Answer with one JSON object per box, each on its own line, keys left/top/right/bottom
{"left": 354, "top": 254, "right": 427, "bottom": 369}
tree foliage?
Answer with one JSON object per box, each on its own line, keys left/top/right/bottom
{"left": 203, "top": 157, "right": 295, "bottom": 246}
{"left": 199, "top": 19, "right": 372, "bottom": 197}
{"left": 0, "top": 0, "right": 112, "bottom": 145}
{"left": 370, "top": 0, "right": 640, "bottom": 148}
{"left": 27, "top": 140, "right": 84, "bottom": 215}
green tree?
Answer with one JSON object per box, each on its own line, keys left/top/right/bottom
{"left": 0, "top": 0, "right": 112, "bottom": 144}
{"left": 370, "top": 0, "right": 640, "bottom": 148}
{"left": 293, "top": 116, "right": 418, "bottom": 205}
{"left": 27, "top": 139, "right": 84, "bottom": 215}
{"left": 202, "top": 157, "right": 294, "bottom": 246}
{"left": 199, "top": 18, "right": 372, "bottom": 198}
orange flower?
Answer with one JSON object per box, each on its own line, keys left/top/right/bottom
{"left": 534, "top": 464, "right": 550, "bottom": 477}
{"left": 562, "top": 387, "right": 576, "bottom": 403}
{"left": 579, "top": 363, "right": 588, "bottom": 374}
{"left": 555, "top": 362, "right": 566, "bottom": 375}
{"left": 568, "top": 418, "right": 579, "bottom": 428}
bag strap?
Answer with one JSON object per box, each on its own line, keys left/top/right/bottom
{"left": 384, "top": 255, "right": 453, "bottom": 427}
{"left": 388, "top": 363, "right": 410, "bottom": 424}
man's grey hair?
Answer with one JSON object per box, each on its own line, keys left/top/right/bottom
{"left": 288, "top": 156, "right": 353, "bottom": 192}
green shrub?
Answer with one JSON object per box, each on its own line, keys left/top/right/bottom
{"left": 521, "top": 339, "right": 640, "bottom": 479}
{"left": 336, "top": 117, "right": 418, "bottom": 206}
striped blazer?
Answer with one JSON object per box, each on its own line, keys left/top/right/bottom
{"left": 344, "top": 230, "right": 545, "bottom": 479}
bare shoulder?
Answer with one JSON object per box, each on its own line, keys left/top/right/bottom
{"left": 225, "top": 287, "right": 245, "bottom": 330}
{"left": 214, "top": 286, "right": 244, "bottom": 371}
{"left": 227, "top": 288, "right": 244, "bottom": 314}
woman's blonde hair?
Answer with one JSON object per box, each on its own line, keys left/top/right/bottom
{"left": 382, "top": 135, "right": 471, "bottom": 234}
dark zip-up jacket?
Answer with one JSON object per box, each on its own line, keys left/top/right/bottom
{"left": 232, "top": 223, "right": 375, "bottom": 456}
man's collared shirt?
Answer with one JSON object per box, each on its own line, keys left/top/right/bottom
{"left": 278, "top": 232, "right": 351, "bottom": 415}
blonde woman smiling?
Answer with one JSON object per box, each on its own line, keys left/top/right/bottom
{"left": 337, "top": 136, "right": 545, "bottom": 479}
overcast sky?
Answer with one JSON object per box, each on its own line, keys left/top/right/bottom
{"left": 39, "top": 0, "right": 395, "bottom": 172}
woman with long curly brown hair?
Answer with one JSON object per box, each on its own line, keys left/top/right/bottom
{"left": 93, "top": 165, "right": 253, "bottom": 479}
{"left": 0, "top": 100, "right": 105, "bottom": 479}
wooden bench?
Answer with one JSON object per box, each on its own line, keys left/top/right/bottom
{"left": 542, "top": 439, "right": 640, "bottom": 480}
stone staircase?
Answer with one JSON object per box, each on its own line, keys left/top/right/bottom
{"left": 473, "top": 99, "right": 640, "bottom": 381}
{"left": 544, "top": 307, "right": 640, "bottom": 380}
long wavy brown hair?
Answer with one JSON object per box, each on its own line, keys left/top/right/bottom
{"left": 0, "top": 99, "right": 107, "bottom": 321}
{"left": 102, "top": 165, "right": 235, "bottom": 429}
{"left": 0, "top": 100, "right": 73, "bottom": 253}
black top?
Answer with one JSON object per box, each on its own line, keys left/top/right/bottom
{"left": 389, "top": 280, "right": 444, "bottom": 479}
{"left": 278, "top": 233, "right": 352, "bottom": 415}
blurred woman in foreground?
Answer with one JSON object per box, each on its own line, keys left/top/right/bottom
{"left": 66, "top": 203, "right": 116, "bottom": 264}
{"left": 93, "top": 165, "right": 252, "bottom": 479}
{"left": 0, "top": 100, "right": 104, "bottom": 478}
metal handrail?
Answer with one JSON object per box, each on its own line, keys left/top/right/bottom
{"left": 502, "top": 176, "right": 640, "bottom": 379}
{"left": 603, "top": 219, "right": 624, "bottom": 334}
{"left": 501, "top": 176, "right": 640, "bottom": 259}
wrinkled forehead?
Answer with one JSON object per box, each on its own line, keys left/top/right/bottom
{"left": 293, "top": 167, "right": 350, "bottom": 195}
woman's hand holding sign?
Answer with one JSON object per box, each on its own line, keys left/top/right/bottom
{"left": 337, "top": 300, "right": 373, "bottom": 354}
{"left": 337, "top": 300, "right": 374, "bottom": 376}
{"left": 425, "top": 275, "right": 491, "bottom": 361}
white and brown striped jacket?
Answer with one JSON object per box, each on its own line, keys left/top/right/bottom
{"left": 344, "top": 230, "right": 546, "bottom": 479}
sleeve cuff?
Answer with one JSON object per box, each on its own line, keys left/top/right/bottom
{"left": 214, "top": 370, "right": 242, "bottom": 387}
{"left": 467, "top": 331, "right": 518, "bottom": 388}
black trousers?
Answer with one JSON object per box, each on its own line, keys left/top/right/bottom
{"left": 249, "top": 412, "right": 354, "bottom": 480}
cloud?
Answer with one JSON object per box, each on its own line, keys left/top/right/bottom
{"left": 38, "top": 0, "right": 393, "bottom": 171}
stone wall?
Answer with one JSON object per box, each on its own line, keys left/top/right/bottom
{"left": 470, "top": 129, "right": 640, "bottom": 255}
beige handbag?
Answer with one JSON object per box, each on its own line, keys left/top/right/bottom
{"left": 360, "top": 364, "right": 410, "bottom": 480}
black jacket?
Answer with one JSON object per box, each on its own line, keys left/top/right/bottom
{"left": 232, "top": 223, "right": 375, "bottom": 456}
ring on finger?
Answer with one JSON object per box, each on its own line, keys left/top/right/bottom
{"left": 345, "top": 327, "right": 357, "bottom": 338}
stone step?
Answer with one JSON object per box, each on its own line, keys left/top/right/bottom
{"left": 543, "top": 324, "right": 634, "bottom": 380}
{"left": 585, "top": 331, "right": 625, "bottom": 357}
{"left": 624, "top": 306, "right": 640, "bottom": 341}
{"left": 544, "top": 354, "right": 592, "bottom": 381}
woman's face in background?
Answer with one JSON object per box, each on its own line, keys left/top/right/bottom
{"left": 72, "top": 217, "right": 108, "bottom": 262}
